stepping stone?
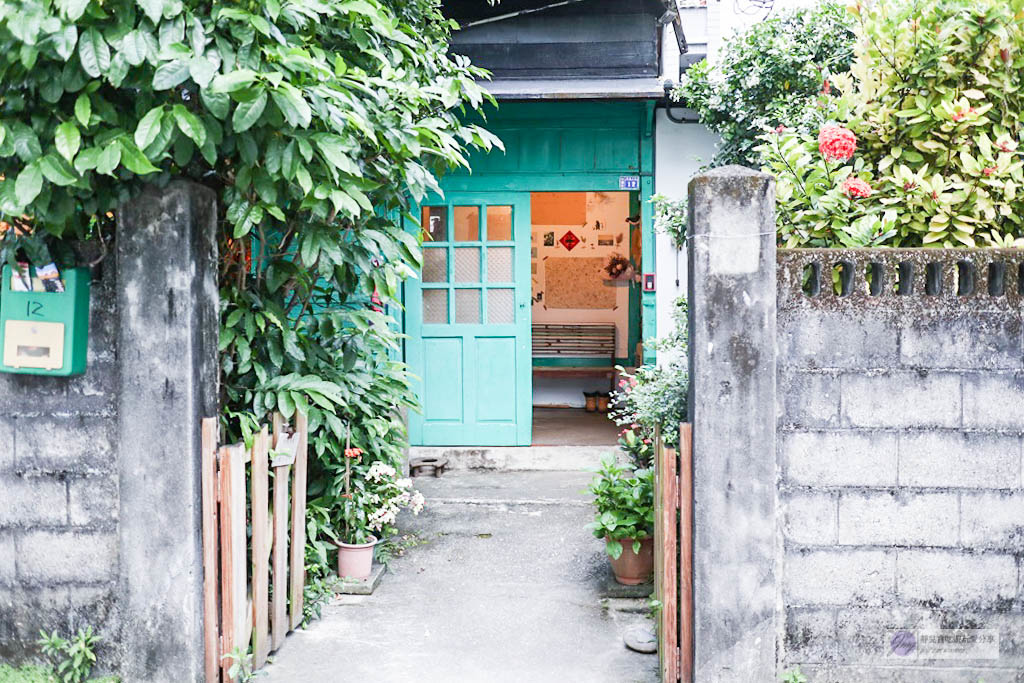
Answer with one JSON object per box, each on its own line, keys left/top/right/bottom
{"left": 623, "top": 624, "right": 658, "bottom": 654}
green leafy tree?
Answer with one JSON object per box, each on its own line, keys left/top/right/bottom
{"left": 0, "top": 0, "right": 500, "bottom": 596}
{"left": 673, "top": 1, "right": 855, "bottom": 168}
{"left": 759, "top": 0, "right": 1024, "bottom": 248}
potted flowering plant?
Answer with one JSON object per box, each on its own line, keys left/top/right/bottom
{"left": 587, "top": 454, "right": 654, "bottom": 585}
{"left": 329, "top": 443, "right": 425, "bottom": 580}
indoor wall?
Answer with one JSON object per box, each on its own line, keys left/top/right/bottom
{"left": 531, "top": 191, "right": 634, "bottom": 407}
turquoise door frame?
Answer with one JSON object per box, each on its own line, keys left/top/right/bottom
{"left": 403, "top": 100, "right": 658, "bottom": 447}
{"left": 442, "top": 100, "right": 658, "bottom": 363}
{"left": 405, "top": 192, "right": 532, "bottom": 446}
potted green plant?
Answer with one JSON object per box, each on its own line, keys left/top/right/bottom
{"left": 587, "top": 454, "right": 655, "bottom": 585}
{"left": 329, "top": 445, "right": 425, "bottom": 580}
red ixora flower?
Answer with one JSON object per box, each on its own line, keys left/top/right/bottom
{"left": 983, "top": 166, "right": 998, "bottom": 176}
{"left": 818, "top": 125, "right": 857, "bottom": 162}
{"left": 344, "top": 447, "right": 363, "bottom": 459}
{"left": 841, "top": 177, "right": 873, "bottom": 199}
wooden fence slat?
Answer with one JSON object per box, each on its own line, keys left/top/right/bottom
{"left": 271, "top": 414, "right": 288, "bottom": 651}
{"left": 289, "top": 412, "right": 309, "bottom": 630}
{"left": 219, "top": 444, "right": 247, "bottom": 683}
{"left": 251, "top": 427, "right": 271, "bottom": 668}
{"left": 661, "top": 445, "right": 679, "bottom": 683}
{"left": 679, "top": 423, "right": 694, "bottom": 682}
{"left": 271, "top": 462, "right": 290, "bottom": 651}
{"left": 200, "top": 418, "right": 220, "bottom": 683}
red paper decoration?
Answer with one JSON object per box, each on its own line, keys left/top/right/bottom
{"left": 559, "top": 230, "right": 580, "bottom": 251}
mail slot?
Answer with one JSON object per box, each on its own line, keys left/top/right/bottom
{"left": 0, "top": 265, "right": 90, "bottom": 376}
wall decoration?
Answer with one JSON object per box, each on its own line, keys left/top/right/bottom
{"left": 546, "top": 257, "right": 617, "bottom": 309}
{"left": 531, "top": 247, "right": 537, "bottom": 258}
{"left": 558, "top": 230, "right": 580, "bottom": 251}
{"left": 531, "top": 262, "right": 538, "bottom": 274}
{"left": 616, "top": 232, "right": 624, "bottom": 244}
{"left": 597, "top": 234, "right": 614, "bottom": 246}
{"left": 543, "top": 231, "right": 555, "bottom": 247}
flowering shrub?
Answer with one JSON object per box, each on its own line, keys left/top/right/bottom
{"left": 609, "top": 297, "right": 689, "bottom": 449}
{"left": 307, "top": 449, "right": 424, "bottom": 546}
{"left": 673, "top": 2, "right": 855, "bottom": 167}
{"left": 617, "top": 427, "right": 653, "bottom": 469}
{"left": 818, "top": 125, "right": 857, "bottom": 162}
{"left": 759, "top": 0, "right": 1024, "bottom": 248}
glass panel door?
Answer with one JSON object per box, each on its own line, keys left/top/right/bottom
{"left": 405, "top": 193, "right": 531, "bottom": 446}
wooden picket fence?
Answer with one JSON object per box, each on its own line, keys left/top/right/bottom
{"left": 654, "top": 423, "right": 693, "bottom": 682}
{"left": 200, "top": 413, "right": 309, "bottom": 682}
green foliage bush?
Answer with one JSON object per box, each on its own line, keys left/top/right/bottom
{"left": 0, "top": 0, "right": 498, "bottom": 602}
{"left": 673, "top": 1, "right": 855, "bottom": 168}
{"left": 760, "top": 0, "right": 1024, "bottom": 248}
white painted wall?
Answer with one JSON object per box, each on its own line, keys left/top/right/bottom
{"left": 653, "top": 111, "right": 720, "bottom": 349}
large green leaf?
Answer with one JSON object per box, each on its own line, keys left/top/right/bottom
{"left": 231, "top": 90, "right": 267, "bottom": 133}
{"left": 15, "top": 163, "right": 43, "bottom": 206}
{"left": 39, "top": 154, "right": 78, "bottom": 186}
{"left": 54, "top": 122, "right": 81, "bottom": 162}
{"left": 77, "top": 28, "right": 110, "bottom": 78}
{"left": 119, "top": 29, "right": 150, "bottom": 66}
{"left": 136, "top": 0, "right": 166, "bottom": 23}
{"left": 119, "top": 140, "right": 160, "bottom": 174}
{"left": 152, "top": 60, "right": 190, "bottom": 90}
{"left": 74, "top": 94, "right": 91, "bottom": 127}
{"left": 134, "top": 106, "right": 164, "bottom": 149}
{"left": 57, "top": 0, "right": 91, "bottom": 21}
{"left": 171, "top": 104, "right": 207, "bottom": 147}
{"left": 271, "top": 84, "right": 311, "bottom": 128}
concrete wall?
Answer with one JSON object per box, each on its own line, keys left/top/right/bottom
{"left": 776, "top": 249, "right": 1024, "bottom": 681}
{"left": 0, "top": 181, "right": 218, "bottom": 681}
{"left": 688, "top": 165, "right": 1024, "bottom": 680}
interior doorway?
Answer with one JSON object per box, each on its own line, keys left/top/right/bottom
{"left": 529, "top": 191, "right": 642, "bottom": 446}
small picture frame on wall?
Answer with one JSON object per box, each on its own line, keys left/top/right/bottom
{"left": 597, "top": 234, "right": 614, "bottom": 246}
{"left": 543, "top": 231, "right": 555, "bottom": 247}
{"left": 531, "top": 247, "right": 538, "bottom": 258}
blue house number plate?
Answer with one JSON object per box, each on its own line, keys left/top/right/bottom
{"left": 618, "top": 175, "right": 640, "bottom": 191}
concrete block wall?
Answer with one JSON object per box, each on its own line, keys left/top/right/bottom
{"left": 0, "top": 181, "right": 218, "bottom": 681}
{"left": 777, "top": 248, "right": 1024, "bottom": 682}
{"left": 0, "top": 257, "right": 120, "bottom": 661}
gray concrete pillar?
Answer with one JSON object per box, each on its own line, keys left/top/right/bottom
{"left": 686, "top": 166, "right": 777, "bottom": 682}
{"left": 116, "top": 181, "right": 219, "bottom": 681}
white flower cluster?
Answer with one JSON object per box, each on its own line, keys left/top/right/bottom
{"left": 367, "top": 461, "right": 397, "bottom": 483}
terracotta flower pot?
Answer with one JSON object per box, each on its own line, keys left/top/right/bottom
{"left": 607, "top": 536, "right": 653, "bottom": 585}
{"left": 336, "top": 536, "right": 377, "bottom": 580}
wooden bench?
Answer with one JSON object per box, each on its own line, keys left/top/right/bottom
{"left": 532, "top": 323, "right": 618, "bottom": 389}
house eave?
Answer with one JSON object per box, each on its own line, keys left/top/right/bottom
{"left": 482, "top": 78, "right": 666, "bottom": 101}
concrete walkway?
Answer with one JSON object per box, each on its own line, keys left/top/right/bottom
{"left": 264, "top": 471, "right": 659, "bottom": 683}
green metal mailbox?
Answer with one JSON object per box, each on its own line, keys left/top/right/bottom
{"left": 0, "top": 265, "right": 90, "bottom": 376}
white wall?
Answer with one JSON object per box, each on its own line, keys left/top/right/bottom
{"left": 653, "top": 111, "right": 720, "bottom": 350}
{"left": 531, "top": 192, "right": 632, "bottom": 359}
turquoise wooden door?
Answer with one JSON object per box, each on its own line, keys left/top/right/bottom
{"left": 406, "top": 193, "right": 532, "bottom": 446}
